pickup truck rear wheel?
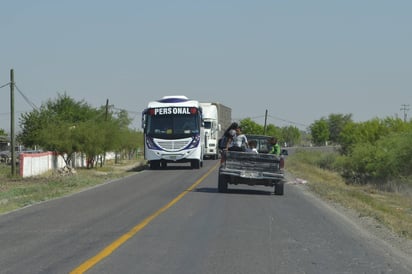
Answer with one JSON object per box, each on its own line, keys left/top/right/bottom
{"left": 218, "top": 174, "right": 228, "bottom": 193}
{"left": 274, "top": 182, "right": 284, "bottom": 196}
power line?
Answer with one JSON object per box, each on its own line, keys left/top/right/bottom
{"left": 267, "top": 114, "right": 308, "bottom": 128}
{"left": 248, "top": 115, "right": 266, "bottom": 120}
{"left": 1, "top": 81, "right": 39, "bottom": 111}
{"left": 233, "top": 114, "right": 308, "bottom": 129}
{"left": 14, "top": 84, "right": 38, "bottom": 110}
{"left": 0, "top": 82, "right": 10, "bottom": 89}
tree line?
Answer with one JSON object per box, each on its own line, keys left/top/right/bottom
{"left": 2, "top": 94, "right": 411, "bottom": 186}
{"left": 309, "top": 113, "right": 412, "bottom": 187}
{"left": 17, "top": 93, "right": 143, "bottom": 168}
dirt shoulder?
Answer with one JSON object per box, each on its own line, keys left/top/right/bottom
{"left": 285, "top": 171, "right": 412, "bottom": 263}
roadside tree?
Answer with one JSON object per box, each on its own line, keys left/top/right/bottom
{"left": 281, "top": 126, "right": 301, "bottom": 147}
{"left": 327, "top": 113, "right": 352, "bottom": 144}
{"left": 17, "top": 93, "right": 136, "bottom": 168}
{"left": 310, "top": 118, "right": 329, "bottom": 146}
{"left": 239, "top": 118, "right": 264, "bottom": 134}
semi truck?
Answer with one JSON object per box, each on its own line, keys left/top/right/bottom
{"left": 200, "top": 102, "right": 231, "bottom": 160}
{"left": 141, "top": 95, "right": 204, "bottom": 169}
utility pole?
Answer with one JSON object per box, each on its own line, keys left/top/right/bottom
{"left": 263, "top": 109, "right": 268, "bottom": 135}
{"left": 400, "top": 104, "right": 410, "bottom": 122}
{"left": 10, "top": 69, "right": 16, "bottom": 176}
{"left": 105, "top": 99, "right": 115, "bottom": 165}
{"left": 105, "top": 99, "right": 109, "bottom": 121}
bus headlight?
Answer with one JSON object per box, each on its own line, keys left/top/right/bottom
{"left": 187, "top": 135, "right": 200, "bottom": 149}
{"left": 146, "top": 136, "right": 161, "bottom": 150}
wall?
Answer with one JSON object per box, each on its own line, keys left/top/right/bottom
{"left": 19, "top": 152, "right": 87, "bottom": 178}
{"left": 19, "top": 151, "right": 119, "bottom": 178}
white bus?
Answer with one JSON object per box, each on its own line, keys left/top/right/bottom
{"left": 142, "top": 95, "right": 204, "bottom": 169}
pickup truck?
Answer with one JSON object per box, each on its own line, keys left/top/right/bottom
{"left": 218, "top": 150, "right": 286, "bottom": 195}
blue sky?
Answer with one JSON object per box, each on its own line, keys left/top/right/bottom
{"left": 1, "top": 0, "right": 411, "bottom": 132}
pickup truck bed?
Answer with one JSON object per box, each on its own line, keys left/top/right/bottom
{"left": 218, "top": 150, "right": 285, "bottom": 195}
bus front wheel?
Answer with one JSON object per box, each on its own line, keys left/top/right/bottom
{"left": 191, "top": 159, "right": 200, "bottom": 169}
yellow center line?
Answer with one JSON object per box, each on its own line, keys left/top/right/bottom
{"left": 70, "top": 161, "right": 220, "bottom": 274}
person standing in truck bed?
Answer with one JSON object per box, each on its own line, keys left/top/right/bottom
{"left": 229, "top": 126, "right": 248, "bottom": 151}
{"left": 268, "top": 137, "right": 281, "bottom": 156}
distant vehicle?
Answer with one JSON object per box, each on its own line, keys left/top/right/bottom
{"left": 141, "top": 95, "right": 204, "bottom": 169}
{"left": 0, "top": 151, "right": 10, "bottom": 163}
{"left": 200, "top": 102, "right": 231, "bottom": 160}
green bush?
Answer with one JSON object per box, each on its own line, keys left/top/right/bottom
{"left": 339, "top": 131, "right": 412, "bottom": 185}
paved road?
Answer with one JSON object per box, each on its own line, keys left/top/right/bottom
{"left": 0, "top": 160, "right": 411, "bottom": 274}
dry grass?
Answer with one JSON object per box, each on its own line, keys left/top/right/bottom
{"left": 287, "top": 155, "right": 412, "bottom": 239}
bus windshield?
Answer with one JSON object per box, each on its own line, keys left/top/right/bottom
{"left": 146, "top": 114, "right": 200, "bottom": 138}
